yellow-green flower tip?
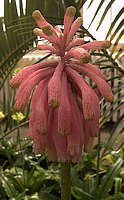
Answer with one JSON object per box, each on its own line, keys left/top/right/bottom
{"left": 32, "top": 10, "right": 41, "bottom": 19}
{"left": 81, "top": 54, "right": 91, "bottom": 63}
{"left": 103, "top": 40, "right": 111, "bottom": 49}
{"left": 42, "top": 25, "right": 53, "bottom": 36}
{"left": 108, "top": 95, "right": 114, "bottom": 103}
{"left": 68, "top": 6, "right": 76, "bottom": 17}
{"left": 78, "top": 17, "right": 83, "bottom": 25}
{"left": 33, "top": 28, "right": 39, "bottom": 35}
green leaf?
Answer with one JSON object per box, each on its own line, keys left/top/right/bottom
{"left": 96, "top": 0, "right": 116, "bottom": 30}
{"left": 106, "top": 7, "right": 124, "bottom": 39}
{"left": 71, "top": 167, "right": 83, "bottom": 188}
{"left": 111, "top": 29, "right": 124, "bottom": 54}
{"left": 38, "top": 190, "right": 59, "bottom": 200}
{"left": 100, "top": 102, "right": 124, "bottom": 128}
{"left": 84, "top": 175, "right": 95, "bottom": 195}
{"left": 71, "top": 186, "right": 94, "bottom": 200}
{"left": 19, "top": 0, "right": 24, "bottom": 17}
{"left": 88, "top": 0, "right": 105, "bottom": 28}
{"left": 107, "top": 193, "right": 124, "bottom": 200}
{"left": 102, "top": 114, "right": 124, "bottom": 155}
{"left": 0, "top": 174, "right": 17, "bottom": 198}
{"left": 101, "top": 95, "right": 124, "bottom": 118}
{"left": 96, "top": 158, "right": 123, "bottom": 200}
{"left": 114, "top": 177, "right": 122, "bottom": 194}
{"left": 87, "top": 0, "right": 94, "bottom": 9}
{"left": 110, "top": 19, "right": 124, "bottom": 42}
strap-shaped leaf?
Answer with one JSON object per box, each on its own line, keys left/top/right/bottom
{"left": 87, "top": 0, "right": 94, "bottom": 9}
{"left": 0, "top": 0, "right": 65, "bottom": 91}
{"left": 101, "top": 94, "right": 124, "bottom": 122}
{"left": 111, "top": 29, "right": 124, "bottom": 54}
{"left": 19, "top": 0, "right": 24, "bottom": 17}
{"left": 71, "top": 186, "right": 94, "bottom": 200}
{"left": 96, "top": 158, "right": 123, "bottom": 200}
{"left": 88, "top": 0, "right": 105, "bottom": 28}
{"left": 110, "top": 19, "right": 124, "bottom": 42}
{"left": 77, "top": 0, "right": 88, "bottom": 9}
{"left": 114, "top": 177, "right": 122, "bottom": 194}
{"left": 0, "top": 174, "right": 17, "bottom": 198}
{"left": 44, "top": 0, "right": 64, "bottom": 19}
{"left": 106, "top": 7, "right": 124, "bottom": 39}
{"left": 115, "top": 43, "right": 124, "bottom": 59}
{"left": 100, "top": 101, "right": 124, "bottom": 128}
{"left": 4, "top": 0, "right": 11, "bottom": 24}
{"left": 10, "top": 0, "right": 18, "bottom": 20}
{"left": 103, "top": 114, "right": 124, "bottom": 155}
{"left": 96, "top": 0, "right": 116, "bottom": 30}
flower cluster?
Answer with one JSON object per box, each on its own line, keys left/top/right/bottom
{"left": 10, "top": 6, "right": 114, "bottom": 162}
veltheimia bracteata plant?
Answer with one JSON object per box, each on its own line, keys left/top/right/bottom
{"left": 10, "top": 6, "right": 114, "bottom": 162}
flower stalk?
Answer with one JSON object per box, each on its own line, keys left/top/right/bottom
{"left": 61, "top": 161, "right": 71, "bottom": 200}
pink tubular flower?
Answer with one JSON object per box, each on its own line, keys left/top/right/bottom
{"left": 58, "top": 72, "right": 71, "bottom": 135}
{"left": 52, "top": 109, "right": 69, "bottom": 162}
{"left": 66, "top": 66, "right": 100, "bottom": 120}
{"left": 10, "top": 6, "right": 114, "bottom": 162}
{"left": 65, "top": 47, "right": 91, "bottom": 63}
{"left": 14, "top": 67, "right": 54, "bottom": 111}
{"left": 80, "top": 40, "right": 111, "bottom": 50}
{"left": 29, "top": 80, "right": 49, "bottom": 135}
{"left": 32, "top": 10, "right": 48, "bottom": 28}
{"left": 10, "top": 60, "right": 58, "bottom": 88}
{"left": 33, "top": 133, "right": 46, "bottom": 154}
{"left": 65, "top": 38, "right": 84, "bottom": 51}
{"left": 67, "top": 84, "right": 84, "bottom": 161}
{"left": 70, "top": 63, "right": 114, "bottom": 102}
{"left": 67, "top": 17, "right": 83, "bottom": 44}
{"left": 48, "top": 61, "right": 63, "bottom": 108}
{"left": 63, "top": 6, "right": 76, "bottom": 41}
{"left": 37, "top": 43, "right": 56, "bottom": 53}
{"left": 55, "top": 26, "right": 63, "bottom": 37}
{"left": 70, "top": 61, "right": 107, "bottom": 80}
{"left": 42, "top": 25, "right": 61, "bottom": 47}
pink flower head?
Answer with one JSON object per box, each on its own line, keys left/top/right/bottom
{"left": 10, "top": 7, "right": 114, "bottom": 162}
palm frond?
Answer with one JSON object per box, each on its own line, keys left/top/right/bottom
{"left": 87, "top": 0, "right": 94, "bottom": 9}
{"left": 96, "top": 0, "right": 116, "bottom": 31}
{"left": 88, "top": 0, "right": 105, "bottom": 28}
{"left": 106, "top": 8, "right": 124, "bottom": 39}
{"left": 111, "top": 30, "right": 124, "bottom": 55}
{"left": 0, "top": 0, "right": 65, "bottom": 90}
{"left": 110, "top": 19, "right": 124, "bottom": 43}
{"left": 87, "top": 0, "right": 124, "bottom": 55}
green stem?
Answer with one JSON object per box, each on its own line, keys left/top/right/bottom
{"left": 61, "top": 161, "right": 71, "bottom": 200}
{"left": 95, "top": 130, "right": 101, "bottom": 198}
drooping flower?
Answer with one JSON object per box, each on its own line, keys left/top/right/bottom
{"left": 58, "top": 72, "right": 71, "bottom": 136}
{"left": 10, "top": 6, "right": 114, "bottom": 162}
